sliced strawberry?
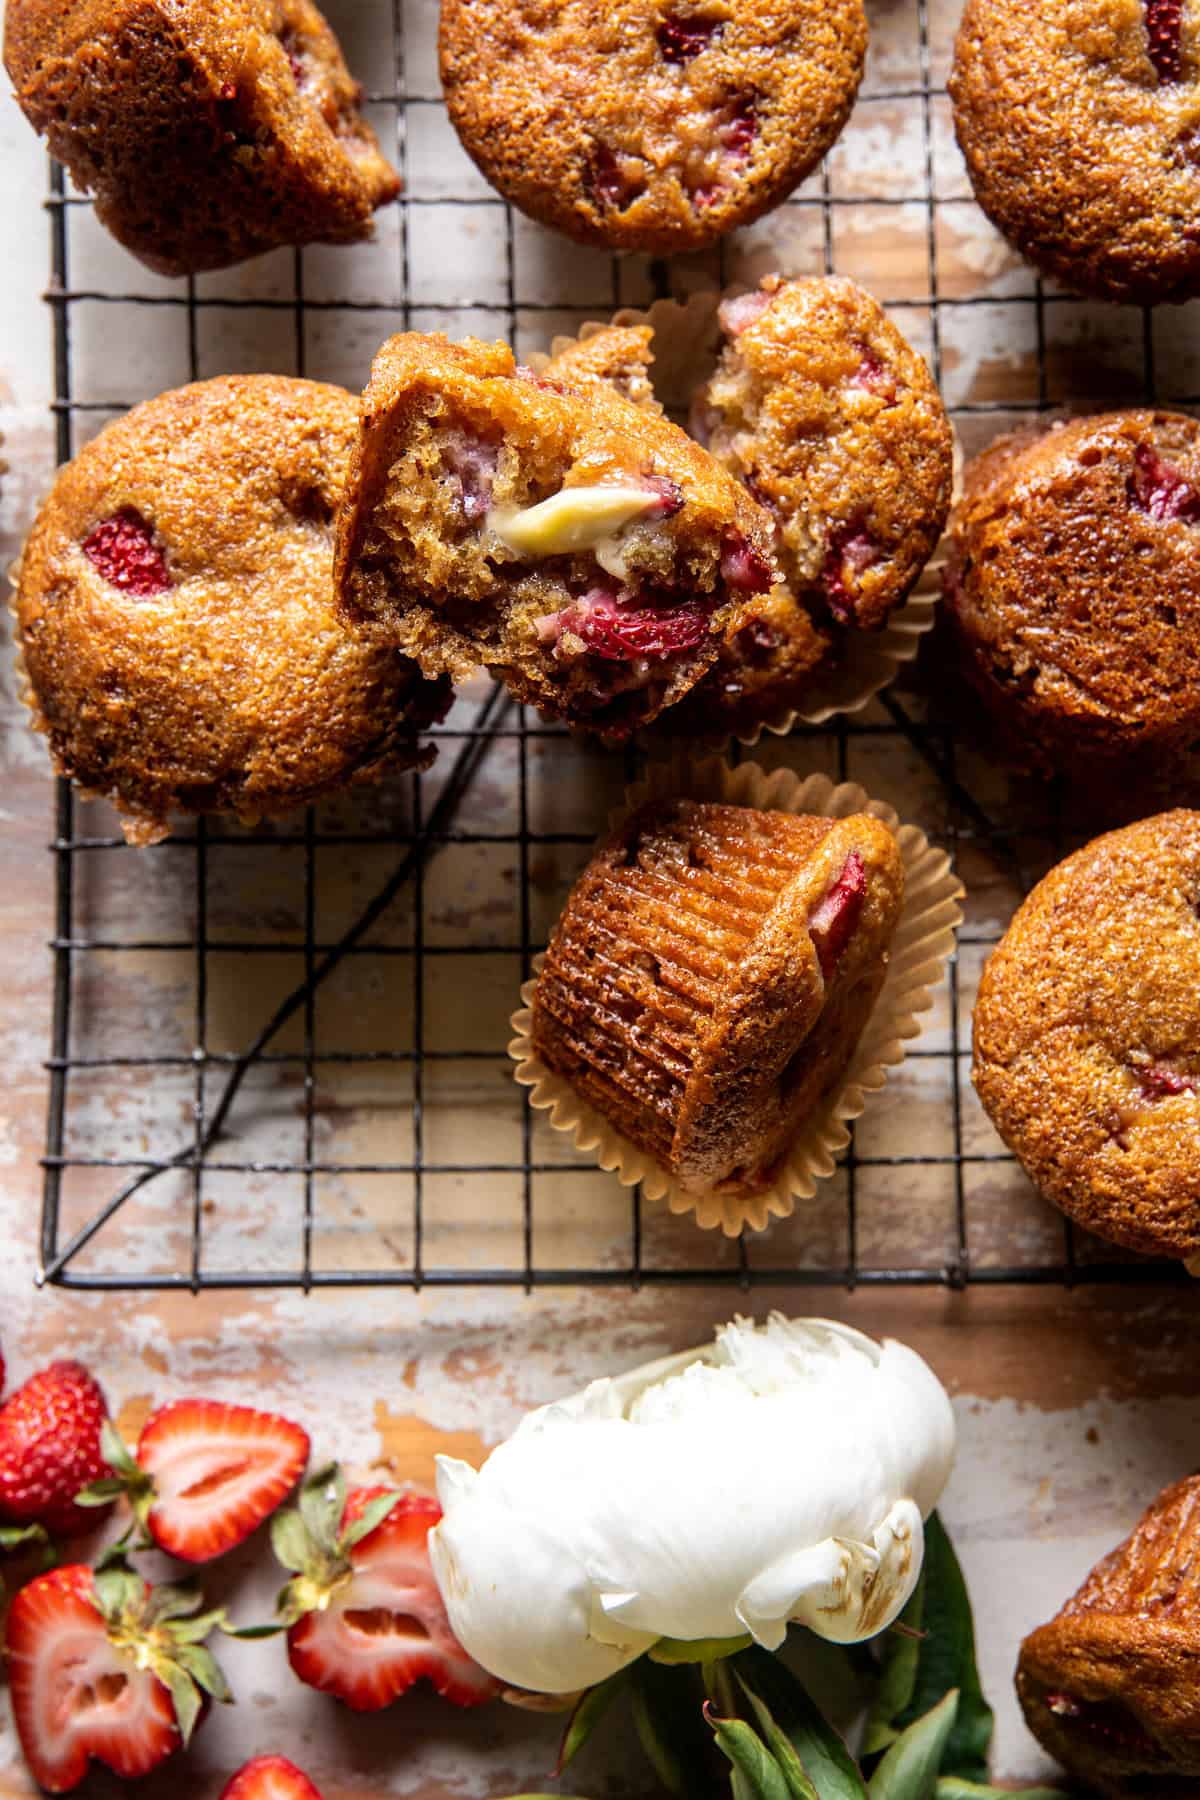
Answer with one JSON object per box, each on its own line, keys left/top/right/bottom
{"left": 558, "top": 585, "right": 711, "bottom": 661}
{"left": 1136, "top": 1063, "right": 1199, "bottom": 1099}
{"left": 0, "top": 1361, "right": 112, "bottom": 1538}
{"left": 6, "top": 1560, "right": 227, "bottom": 1793}
{"left": 720, "top": 527, "right": 774, "bottom": 594}
{"left": 221, "top": 1754, "right": 325, "bottom": 1799}
{"left": 275, "top": 1468, "right": 498, "bottom": 1714}
{"left": 1145, "top": 0, "right": 1184, "bottom": 82}
{"left": 657, "top": 13, "right": 721, "bottom": 61}
{"left": 131, "top": 1400, "right": 310, "bottom": 1563}
{"left": 809, "top": 851, "right": 868, "bottom": 979}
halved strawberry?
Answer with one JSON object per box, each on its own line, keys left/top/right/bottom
{"left": 85, "top": 1400, "right": 309, "bottom": 1563}
{"left": 6, "top": 1559, "right": 229, "bottom": 1793}
{"left": 273, "top": 1466, "right": 498, "bottom": 1713}
{"left": 221, "top": 1754, "right": 325, "bottom": 1799}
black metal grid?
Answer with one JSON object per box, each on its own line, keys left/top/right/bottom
{"left": 36, "top": 0, "right": 1193, "bottom": 1293}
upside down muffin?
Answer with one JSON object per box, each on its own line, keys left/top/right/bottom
{"left": 942, "top": 411, "right": 1200, "bottom": 785}
{"left": 14, "top": 376, "right": 448, "bottom": 846}
{"left": 438, "top": 0, "right": 867, "bottom": 254}
{"left": 1017, "top": 1474, "right": 1200, "bottom": 1795}
{"left": 530, "top": 799, "right": 904, "bottom": 1198}
{"left": 950, "top": 0, "right": 1200, "bottom": 303}
{"left": 4, "top": 0, "right": 399, "bottom": 276}
{"left": 973, "top": 811, "right": 1200, "bottom": 1264}
{"left": 333, "top": 333, "right": 779, "bottom": 741}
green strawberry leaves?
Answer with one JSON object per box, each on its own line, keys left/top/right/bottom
{"left": 89, "top": 1556, "right": 233, "bottom": 1747}
{"left": 269, "top": 1462, "right": 401, "bottom": 1627}
{"left": 77, "top": 1421, "right": 156, "bottom": 1542}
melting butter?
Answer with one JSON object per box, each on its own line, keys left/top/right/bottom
{"left": 487, "top": 484, "right": 661, "bottom": 576}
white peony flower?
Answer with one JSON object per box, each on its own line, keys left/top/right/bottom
{"left": 428, "top": 1314, "right": 956, "bottom": 1695}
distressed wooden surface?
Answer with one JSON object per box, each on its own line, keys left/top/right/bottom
{"left": 2, "top": 0, "right": 1200, "bottom": 1791}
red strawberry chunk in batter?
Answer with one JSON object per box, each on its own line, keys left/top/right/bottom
{"left": 1145, "top": 0, "right": 1185, "bottom": 82}
{"left": 1137, "top": 1062, "right": 1199, "bottom": 1099}
{"left": 556, "top": 585, "right": 711, "bottom": 660}
{"left": 82, "top": 509, "right": 172, "bottom": 596}
{"left": 809, "top": 852, "right": 867, "bottom": 978}
{"left": 823, "top": 523, "right": 882, "bottom": 624}
{"left": 720, "top": 528, "right": 773, "bottom": 594}
{"left": 656, "top": 13, "right": 721, "bottom": 63}
{"left": 1128, "top": 442, "right": 1200, "bottom": 523}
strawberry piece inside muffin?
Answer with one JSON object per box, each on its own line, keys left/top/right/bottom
{"left": 334, "top": 333, "right": 778, "bottom": 739}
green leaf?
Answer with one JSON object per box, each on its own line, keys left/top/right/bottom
{"left": 0, "top": 1522, "right": 49, "bottom": 1555}
{"left": 161, "top": 1661, "right": 203, "bottom": 1748}
{"left": 935, "top": 1782, "right": 1066, "bottom": 1798}
{"left": 863, "top": 1578, "right": 926, "bottom": 1755}
{"left": 706, "top": 1704, "right": 793, "bottom": 1800}
{"left": 75, "top": 1478, "right": 128, "bottom": 1507}
{"left": 146, "top": 1583, "right": 204, "bottom": 1626}
{"left": 271, "top": 1504, "right": 319, "bottom": 1576}
{"left": 868, "top": 1692, "right": 959, "bottom": 1800}
{"left": 340, "top": 1489, "right": 402, "bottom": 1550}
{"left": 298, "top": 1462, "right": 345, "bottom": 1550}
{"left": 736, "top": 1676, "right": 821, "bottom": 1800}
{"left": 92, "top": 1563, "right": 143, "bottom": 1624}
{"left": 222, "top": 1619, "right": 287, "bottom": 1640}
{"left": 172, "top": 1642, "right": 232, "bottom": 1704}
{"left": 651, "top": 1633, "right": 755, "bottom": 1664}
{"left": 100, "top": 1419, "right": 143, "bottom": 1481}
{"left": 732, "top": 1647, "right": 867, "bottom": 1800}
{"left": 894, "top": 1516, "right": 993, "bottom": 1783}
{"left": 630, "top": 1656, "right": 714, "bottom": 1798}
{"left": 556, "top": 1668, "right": 630, "bottom": 1774}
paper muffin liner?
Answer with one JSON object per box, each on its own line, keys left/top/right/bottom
{"left": 508, "top": 752, "right": 964, "bottom": 1236}
{"left": 530, "top": 290, "right": 961, "bottom": 749}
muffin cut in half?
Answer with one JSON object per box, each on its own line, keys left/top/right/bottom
{"left": 14, "top": 375, "right": 448, "bottom": 846}
{"left": 334, "top": 333, "right": 778, "bottom": 740}
{"left": 973, "top": 810, "right": 1200, "bottom": 1264}
{"left": 530, "top": 798, "right": 904, "bottom": 1196}
{"left": 1017, "top": 1474, "right": 1200, "bottom": 1796}
{"left": 4, "top": 0, "right": 400, "bottom": 276}
{"left": 942, "top": 410, "right": 1200, "bottom": 786}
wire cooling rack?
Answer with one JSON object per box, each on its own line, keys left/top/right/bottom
{"left": 36, "top": 0, "right": 1196, "bottom": 1293}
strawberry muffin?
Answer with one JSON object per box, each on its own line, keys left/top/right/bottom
{"left": 439, "top": 0, "right": 867, "bottom": 254}
{"left": 942, "top": 411, "right": 1200, "bottom": 785}
{"left": 951, "top": 0, "right": 1200, "bottom": 303}
{"left": 1018, "top": 1475, "right": 1200, "bottom": 1795}
{"left": 14, "top": 376, "right": 448, "bottom": 846}
{"left": 4, "top": 0, "right": 399, "bottom": 276}
{"left": 543, "top": 324, "right": 663, "bottom": 416}
{"left": 334, "top": 333, "right": 778, "bottom": 741}
{"left": 973, "top": 811, "right": 1200, "bottom": 1265}
{"left": 530, "top": 798, "right": 904, "bottom": 1198}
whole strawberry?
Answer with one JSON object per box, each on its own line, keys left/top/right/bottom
{"left": 0, "top": 1361, "right": 112, "bottom": 1537}
{"left": 84, "top": 1398, "right": 309, "bottom": 1562}
{"left": 221, "top": 1755, "right": 325, "bottom": 1799}
{"left": 273, "top": 1465, "right": 498, "bottom": 1712}
{"left": 6, "top": 1558, "right": 229, "bottom": 1792}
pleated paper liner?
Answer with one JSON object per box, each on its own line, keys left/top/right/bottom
{"left": 508, "top": 753, "right": 964, "bottom": 1237}
{"left": 529, "top": 289, "right": 961, "bottom": 749}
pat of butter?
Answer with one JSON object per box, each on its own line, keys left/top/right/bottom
{"left": 487, "top": 485, "right": 661, "bottom": 558}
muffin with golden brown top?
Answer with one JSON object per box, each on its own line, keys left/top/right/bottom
{"left": 1017, "top": 1475, "right": 1200, "bottom": 1796}
{"left": 694, "top": 277, "right": 953, "bottom": 635}
{"left": 531, "top": 799, "right": 904, "bottom": 1197}
{"left": 942, "top": 411, "right": 1200, "bottom": 784}
{"left": 950, "top": 0, "right": 1200, "bottom": 304}
{"left": 542, "top": 324, "right": 663, "bottom": 416}
{"left": 973, "top": 811, "right": 1200, "bottom": 1264}
{"left": 4, "top": 0, "right": 399, "bottom": 277}
{"left": 439, "top": 0, "right": 866, "bottom": 255}
{"left": 14, "top": 376, "right": 448, "bottom": 846}
{"left": 333, "top": 332, "right": 778, "bottom": 741}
